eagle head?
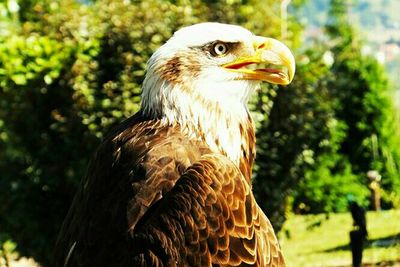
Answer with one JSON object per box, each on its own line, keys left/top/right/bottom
{"left": 141, "top": 22, "right": 295, "bottom": 163}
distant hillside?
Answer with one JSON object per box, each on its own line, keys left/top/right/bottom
{"left": 292, "top": 0, "right": 400, "bottom": 33}
{"left": 291, "top": 0, "right": 400, "bottom": 94}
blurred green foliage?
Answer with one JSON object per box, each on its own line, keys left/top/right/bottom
{"left": 0, "top": 0, "right": 399, "bottom": 265}
{"left": 288, "top": 0, "right": 400, "bottom": 214}
{"left": 325, "top": 0, "right": 400, "bottom": 209}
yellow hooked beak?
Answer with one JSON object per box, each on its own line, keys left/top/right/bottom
{"left": 222, "top": 36, "right": 295, "bottom": 85}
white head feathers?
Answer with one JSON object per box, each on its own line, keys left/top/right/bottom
{"left": 140, "top": 23, "right": 262, "bottom": 163}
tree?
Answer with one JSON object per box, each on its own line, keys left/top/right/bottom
{"left": 326, "top": 0, "right": 400, "bottom": 209}
{"left": 291, "top": 0, "right": 400, "bottom": 214}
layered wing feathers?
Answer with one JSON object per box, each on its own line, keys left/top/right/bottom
{"left": 132, "top": 154, "right": 284, "bottom": 266}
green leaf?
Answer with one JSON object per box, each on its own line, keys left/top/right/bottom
{"left": 11, "top": 74, "right": 27, "bottom": 85}
{"left": 44, "top": 74, "right": 53, "bottom": 85}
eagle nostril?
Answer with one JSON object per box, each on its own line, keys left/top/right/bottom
{"left": 257, "top": 43, "right": 266, "bottom": 50}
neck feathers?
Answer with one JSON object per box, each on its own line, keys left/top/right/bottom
{"left": 141, "top": 80, "right": 256, "bottom": 182}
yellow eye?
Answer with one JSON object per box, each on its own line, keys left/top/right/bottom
{"left": 213, "top": 42, "right": 228, "bottom": 56}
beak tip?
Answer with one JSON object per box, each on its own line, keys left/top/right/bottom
{"left": 254, "top": 36, "right": 296, "bottom": 86}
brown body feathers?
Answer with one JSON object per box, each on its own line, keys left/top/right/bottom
{"left": 53, "top": 114, "right": 284, "bottom": 266}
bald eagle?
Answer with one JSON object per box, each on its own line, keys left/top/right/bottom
{"left": 54, "top": 23, "right": 295, "bottom": 267}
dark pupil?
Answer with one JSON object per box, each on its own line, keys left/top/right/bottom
{"left": 218, "top": 45, "right": 224, "bottom": 52}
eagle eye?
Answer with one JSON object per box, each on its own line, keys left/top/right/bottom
{"left": 212, "top": 42, "right": 228, "bottom": 56}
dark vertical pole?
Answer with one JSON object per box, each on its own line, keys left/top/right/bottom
{"left": 349, "top": 201, "right": 368, "bottom": 267}
{"left": 350, "top": 229, "right": 363, "bottom": 267}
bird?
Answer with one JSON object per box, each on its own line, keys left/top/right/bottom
{"left": 53, "top": 22, "right": 295, "bottom": 267}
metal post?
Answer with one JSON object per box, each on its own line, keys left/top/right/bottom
{"left": 281, "top": 0, "right": 291, "bottom": 40}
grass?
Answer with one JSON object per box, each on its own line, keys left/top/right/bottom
{"left": 279, "top": 209, "right": 400, "bottom": 267}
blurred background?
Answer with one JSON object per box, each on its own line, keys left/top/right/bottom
{"left": 0, "top": 0, "right": 399, "bottom": 266}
